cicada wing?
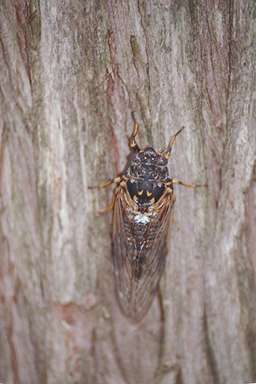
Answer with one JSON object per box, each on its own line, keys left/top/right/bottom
{"left": 112, "top": 186, "right": 175, "bottom": 322}
{"left": 112, "top": 187, "right": 135, "bottom": 312}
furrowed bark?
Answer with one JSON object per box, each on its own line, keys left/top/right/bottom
{"left": 0, "top": 1, "right": 255, "bottom": 383}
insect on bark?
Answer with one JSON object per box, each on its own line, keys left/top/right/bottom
{"left": 92, "top": 116, "right": 197, "bottom": 322}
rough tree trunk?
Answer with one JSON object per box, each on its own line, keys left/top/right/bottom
{"left": 0, "top": 1, "right": 256, "bottom": 384}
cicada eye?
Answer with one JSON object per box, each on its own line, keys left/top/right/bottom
{"left": 158, "top": 156, "right": 168, "bottom": 166}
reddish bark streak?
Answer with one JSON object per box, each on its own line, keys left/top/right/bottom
{"left": 15, "top": 0, "right": 32, "bottom": 85}
{"left": 7, "top": 314, "right": 20, "bottom": 384}
{"left": 54, "top": 294, "right": 98, "bottom": 325}
{"left": 0, "top": 127, "right": 7, "bottom": 190}
{"left": 110, "top": 120, "right": 121, "bottom": 174}
{"left": 1, "top": 263, "right": 21, "bottom": 384}
{"left": 106, "top": 30, "right": 121, "bottom": 173}
{"left": 107, "top": 30, "right": 118, "bottom": 79}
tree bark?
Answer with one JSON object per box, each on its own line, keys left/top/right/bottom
{"left": 0, "top": 1, "right": 256, "bottom": 383}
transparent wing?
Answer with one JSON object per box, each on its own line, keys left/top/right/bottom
{"left": 112, "top": 186, "right": 175, "bottom": 322}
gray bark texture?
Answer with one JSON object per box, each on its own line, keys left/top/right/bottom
{"left": 0, "top": 1, "right": 256, "bottom": 383}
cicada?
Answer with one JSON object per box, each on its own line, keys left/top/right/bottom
{"left": 94, "top": 118, "right": 196, "bottom": 322}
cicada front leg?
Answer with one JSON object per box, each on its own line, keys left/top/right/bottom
{"left": 128, "top": 112, "right": 140, "bottom": 151}
{"left": 88, "top": 176, "right": 121, "bottom": 190}
{"left": 89, "top": 176, "right": 122, "bottom": 215}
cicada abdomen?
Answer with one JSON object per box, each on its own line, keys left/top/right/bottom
{"left": 93, "top": 118, "right": 196, "bottom": 322}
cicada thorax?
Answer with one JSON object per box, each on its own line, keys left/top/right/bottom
{"left": 125, "top": 147, "right": 170, "bottom": 209}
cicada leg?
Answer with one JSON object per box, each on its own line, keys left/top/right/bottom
{"left": 161, "top": 127, "right": 185, "bottom": 160}
{"left": 172, "top": 178, "right": 205, "bottom": 189}
{"left": 128, "top": 112, "right": 140, "bottom": 151}
{"left": 89, "top": 177, "right": 121, "bottom": 215}
{"left": 97, "top": 195, "right": 116, "bottom": 215}
{"left": 88, "top": 176, "right": 121, "bottom": 190}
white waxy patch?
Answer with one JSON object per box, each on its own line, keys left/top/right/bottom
{"left": 134, "top": 213, "right": 150, "bottom": 224}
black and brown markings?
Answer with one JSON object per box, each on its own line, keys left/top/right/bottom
{"left": 91, "top": 117, "right": 197, "bottom": 322}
